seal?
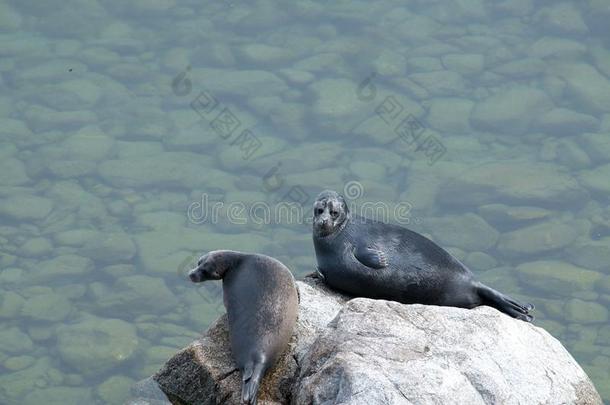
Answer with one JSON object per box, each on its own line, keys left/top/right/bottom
{"left": 188, "top": 250, "right": 299, "bottom": 404}
{"left": 312, "top": 190, "right": 534, "bottom": 322}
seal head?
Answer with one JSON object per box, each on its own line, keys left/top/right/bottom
{"left": 312, "top": 190, "right": 349, "bottom": 238}
{"left": 188, "top": 250, "right": 232, "bottom": 282}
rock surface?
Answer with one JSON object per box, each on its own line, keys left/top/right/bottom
{"left": 141, "top": 277, "right": 601, "bottom": 404}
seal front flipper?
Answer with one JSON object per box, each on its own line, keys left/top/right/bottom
{"left": 353, "top": 243, "right": 389, "bottom": 269}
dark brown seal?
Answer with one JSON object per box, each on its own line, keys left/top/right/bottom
{"left": 188, "top": 250, "right": 298, "bottom": 404}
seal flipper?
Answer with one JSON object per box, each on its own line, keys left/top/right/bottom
{"left": 241, "top": 361, "right": 265, "bottom": 405}
{"left": 475, "top": 282, "right": 534, "bottom": 322}
{"left": 353, "top": 244, "right": 389, "bottom": 269}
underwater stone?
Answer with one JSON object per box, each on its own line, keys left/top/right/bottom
{"left": 81, "top": 232, "right": 137, "bottom": 264}
{"left": 372, "top": 50, "right": 407, "bottom": 76}
{"left": 517, "top": 260, "right": 603, "bottom": 294}
{"left": 0, "top": 291, "right": 25, "bottom": 318}
{"left": 61, "top": 125, "right": 115, "bottom": 161}
{"left": 427, "top": 97, "right": 474, "bottom": 133}
{"left": 0, "top": 195, "right": 53, "bottom": 221}
{"left": 536, "top": 3, "right": 589, "bottom": 35}
{"left": 579, "top": 163, "right": 610, "bottom": 194}
{"left": 564, "top": 299, "right": 609, "bottom": 324}
{"left": 239, "top": 44, "right": 294, "bottom": 66}
{"left": 191, "top": 68, "right": 287, "bottom": 97}
{"left": 95, "top": 275, "right": 179, "bottom": 315}
{"left": 471, "top": 86, "right": 553, "bottom": 134}
{"left": 97, "top": 375, "right": 135, "bottom": 404}
{"left": 406, "top": 56, "right": 443, "bottom": 72}
{"left": 493, "top": 58, "right": 546, "bottom": 78}
{"left": 497, "top": 221, "right": 578, "bottom": 256}
{"left": 24, "top": 105, "right": 97, "bottom": 132}
{"left": 98, "top": 152, "right": 237, "bottom": 190}
{"left": 18, "top": 237, "right": 53, "bottom": 258}
{"left": 52, "top": 229, "right": 99, "bottom": 247}
{"left": 310, "top": 78, "right": 370, "bottom": 133}
{"left": 567, "top": 237, "right": 610, "bottom": 271}
{"left": 0, "top": 3, "right": 22, "bottom": 31}
{"left": 528, "top": 37, "right": 587, "bottom": 59}
{"left": 23, "top": 387, "right": 93, "bottom": 405}
{"left": 440, "top": 161, "right": 581, "bottom": 206}
{"left": 0, "top": 158, "right": 29, "bottom": 186}
{"left": 56, "top": 317, "right": 138, "bottom": 376}
{"left": 579, "top": 132, "right": 610, "bottom": 164}
{"left": 3, "top": 355, "right": 35, "bottom": 371}
{"left": 477, "top": 204, "right": 552, "bottom": 226}
{"left": 0, "top": 327, "right": 34, "bottom": 354}
{"left": 408, "top": 70, "right": 466, "bottom": 96}
{"left": 534, "top": 108, "right": 599, "bottom": 136}
{"left": 34, "top": 254, "right": 94, "bottom": 283}
{"left": 21, "top": 292, "right": 72, "bottom": 322}
{"left": 442, "top": 53, "right": 485, "bottom": 74}
{"left": 349, "top": 161, "right": 387, "bottom": 182}
{"left": 555, "top": 139, "right": 592, "bottom": 169}
{"left": 464, "top": 251, "right": 498, "bottom": 271}
{"left": 553, "top": 63, "right": 610, "bottom": 113}
{"left": 427, "top": 213, "right": 499, "bottom": 251}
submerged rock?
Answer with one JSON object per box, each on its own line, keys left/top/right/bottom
{"left": 56, "top": 317, "right": 138, "bottom": 376}
{"left": 470, "top": 86, "right": 553, "bottom": 134}
{"left": 439, "top": 161, "right": 582, "bottom": 206}
{"left": 148, "top": 277, "right": 602, "bottom": 405}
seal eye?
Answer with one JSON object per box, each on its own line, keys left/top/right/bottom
{"left": 315, "top": 208, "right": 324, "bottom": 216}
{"left": 330, "top": 210, "right": 339, "bottom": 218}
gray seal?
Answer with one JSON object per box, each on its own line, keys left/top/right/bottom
{"left": 188, "top": 250, "right": 298, "bottom": 405}
{"left": 312, "top": 190, "right": 534, "bottom": 322}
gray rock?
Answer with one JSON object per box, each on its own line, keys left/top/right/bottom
{"left": 426, "top": 213, "right": 499, "bottom": 251}
{"left": 80, "top": 232, "right": 137, "bottom": 263}
{"left": 427, "top": 97, "right": 474, "bottom": 133}
{"left": 408, "top": 70, "right": 466, "bottom": 96}
{"left": 0, "top": 195, "right": 53, "bottom": 221}
{"left": 439, "top": 161, "right": 582, "bottom": 206}
{"left": 536, "top": 3, "right": 589, "bottom": 35}
{"left": 56, "top": 316, "right": 138, "bottom": 376}
{"left": 579, "top": 163, "right": 610, "bottom": 194}
{"left": 0, "top": 158, "right": 29, "bottom": 186}
{"left": 295, "top": 299, "right": 600, "bottom": 405}
{"left": 152, "top": 277, "right": 602, "bottom": 405}
{"left": 0, "top": 327, "right": 34, "bottom": 354}
{"left": 579, "top": 132, "right": 610, "bottom": 164}
{"left": 552, "top": 63, "right": 610, "bottom": 113}
{"left": 93, "top": 275, "right": 178, "bottom": 315}
{"left": 533, "top": 108, "right": 599, "bottom": 136}
{"left": 497, "top": 220, "right": 579, "bottom": 256}
{"left": 470, "top": 86, "right": 553, "bottom": 134}
{"left": 516, "top": 260, "right": 603, "bottom": 295}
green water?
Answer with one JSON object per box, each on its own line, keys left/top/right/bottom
{"left": 1, "top": 1, "right": 610, "bottom": 403}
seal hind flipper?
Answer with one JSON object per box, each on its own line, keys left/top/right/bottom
{"left": 241, "top": 361, "right": 265, "bottom": 405}
{"left": 475, "top": 282, "right": 534, "bottom": 322}
{"left": 353, "top": 244, "right": 389, "bottom": 269}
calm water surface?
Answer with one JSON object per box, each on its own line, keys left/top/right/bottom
{"left": 1, "top": 1, "right": 609, "bottom": 403}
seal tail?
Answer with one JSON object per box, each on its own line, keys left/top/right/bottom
{"left": 241, "top": 361, "right": 265, "bottom": 405}
{"left": 475, "top": 282, "right": 534, "bottom": 322}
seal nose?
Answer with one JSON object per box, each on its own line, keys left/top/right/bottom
{"left": 188, "top": 269, "right": 199, "bottom": 282}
